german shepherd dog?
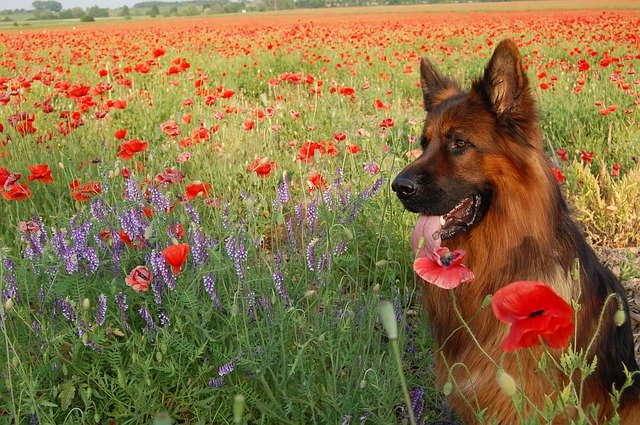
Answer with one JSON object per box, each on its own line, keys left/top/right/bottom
{"left": 391, "top": 39, "right": 640, "bottom": 423}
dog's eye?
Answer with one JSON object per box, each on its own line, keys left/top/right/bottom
{"left": 452, "top": 138, "right": 469, "bottom": 150}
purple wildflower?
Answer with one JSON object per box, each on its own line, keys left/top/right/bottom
{"left": 322, "top": 188, "right": 335, "bottom": 211}
{"left": 306, "top": 199, "right": 318, "bottom": 234}
{"left": 185, "top": 203, "right": 200, "bottom": 225}
{"left": 204, "top": 273, "right": 223, "bottom": 309}
{"left": 115, "top": 292, "right": 131, "bottom": 332}
{"left": 410, "top": 387, "right": 425, "bottom": 423}
{"left": 363, "top": 160, "right": 380, "bottom": 176}
{"left": 83, "top": 247, "right": 100, "bottom": 273}
{"left": 124, "top": 177, "right": 142, "bottom": 204}
{"left": 273, "top": 251, "right": 291, "bottom": 306}
{"left": 139, "top": 306, "right": 157, "bottom": 333}
{"left": 32, "top": 320, "right": 42, "bottom": 335}
{"left": 2, "top": 257, "right": 20, "bottom": 303}
{"left": 70, "top": 219, "right": 92, "bottom": 250}
{"left": 222, "top": 201, "right": 230, "bottom": 229}
{"left": 371, "top": 177, "right": 384, "bottom": 195}
{"left": 294, "top": 203, "right": 304, "bottom": 227}
{"left": 20, "top": 217, "right": 47, "bottom": 259}
{"left": 96, "top": 294, "right": 107, "bottom": 326}
{"left": 150, "top": 249, "right": 175, "bottom": 291}
{"left": 277, "top": 174, "right": 291, "bottom": 204}
{"left": 247, "top": 290, "right": 256, "bottom": 319}
{"left": 225, "top": 234, "right": 247, "bottom": 281}
{"left": 333, "top": 166, "right": 344, "bottom": 190}
{"left": 209, "top": 377, "right": 224, "bottom": 388}
{"left": 316, "top": 252, "right": 332, "bottom": 273}
{"left": 285, "top": 217, "right": 296, "bottom": 252}
{"left": 189, "top": 225, "right": 208, "bottom": 267}
{"left": 218, "top": 361, "right": 235, "bottom": 377}
{"left": 261, "top": 295, "right": 271, "bottom": 321}
{"left": 334, "top": 240, "right": 348, "bottom": 257}
{"left": 159, "top": 310, "right": 170, "bottom": 328}
{"left": 90, "top": 197, "right": 109, "bottom": 221}
{"left": 119, "top": 208, "right": 147, "bottom": 246}
{"left": 148, "top": 185, "right": 170, "bottom": 213}
{"left": 39, "top": 286, "right": 45, "bottom": 313}
{"left": 306, "top": 239, "right": 318, "bottom": 271}
{"left": 59, "top": 299, "right": 76, "bottom": 322}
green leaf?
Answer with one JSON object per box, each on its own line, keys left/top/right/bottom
{"left": 59, "top": 382, "right": 76, "bottom": 410}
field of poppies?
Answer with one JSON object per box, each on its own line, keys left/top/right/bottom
{"left": 1, "top": 4, "right": 639, "bottom": 424}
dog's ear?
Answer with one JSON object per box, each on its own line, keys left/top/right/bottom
{"left": 477, "top": 39, "right": 532, "bottom": 118}
{"left": 420, "top": 57, "right": 460, "bottom": 112}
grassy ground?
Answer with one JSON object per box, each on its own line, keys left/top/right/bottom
{"left": 0, "top": 3, "right": 639, "bottom": 424}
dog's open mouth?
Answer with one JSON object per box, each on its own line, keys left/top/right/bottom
{"left": 411, "top": 194, "right": 483, "bottom": 254}
{"left": 441, "top": 194, "right": 482, "bottom": 239}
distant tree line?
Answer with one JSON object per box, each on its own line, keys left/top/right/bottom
{"left": 0, "top": 0, "right": 532, "bottom": 20}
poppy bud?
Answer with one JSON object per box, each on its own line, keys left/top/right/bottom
{"left": 497, "top": 369, "right": 517, "bottom": 397}
{"left": 378, "top": 299, "right": 398, "bottom": 340}
{"left": 82, "top": 298, "right": 91, "bottom": 310}
{"left": 614, "top": 309, "right": 626, "bottom": 327}
{"left": 375, "top": 260, "right": 388, "bottom": 268}
{"left": 443, "top": 381, "right": 453, "bottom": 396}
{"left": 4, "top": 298, "right": 14, "bottom": 312}
{"left": 233, "top": 394, "right": 245, "bottom": 425}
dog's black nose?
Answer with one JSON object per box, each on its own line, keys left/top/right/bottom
{"left": 391, "top": 177, "right": 417, "bottom": 197}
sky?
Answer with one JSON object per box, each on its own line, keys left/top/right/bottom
{"left": 3, "top": 0, "right": 138, "bottom": 10}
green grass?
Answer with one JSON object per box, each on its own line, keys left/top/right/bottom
{"left": 0, "top": 5, "right": 639, "bottom": 424}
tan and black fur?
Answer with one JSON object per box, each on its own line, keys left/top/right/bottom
{"left": 392, "top": 39, "right": 640, "bottom": 423}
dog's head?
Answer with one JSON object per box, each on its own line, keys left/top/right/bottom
{"left": 392, "top": 39, "right": 539, "bottom": 240}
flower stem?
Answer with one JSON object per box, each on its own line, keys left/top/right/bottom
{"left": 391, "top": 337, "right": 417, "bottom": 425}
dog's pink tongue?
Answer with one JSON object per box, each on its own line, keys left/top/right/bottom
{"left": 411, "top": 214, "right": 442, "bottom": 257}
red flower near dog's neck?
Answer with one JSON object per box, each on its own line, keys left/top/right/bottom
{"left": 413, "top": 247, "right": 474, "bottom": 290}
{"left": 491, "top": 281, "right": 574, "bottom": 352}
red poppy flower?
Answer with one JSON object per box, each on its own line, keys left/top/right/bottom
{"left": 298, "top": 141, "right": 326, "bottom": 163}
{"left": 155, "top": 168, "right": 184, "bottom": 185}
{"left": 373, "top": 99, "right": 387, "bottom": 109}
{"left": 248, "top": 157, "right": 277, "bottom": 178}
{"left": 492, "top": 281, "right": 574, "bottom": 352}
{"left": 27, "top": 164, "right": 54, "bottom": 183}
{"left": 18, "top": 220, "right": 40, "bottom": 233}
{"left": 243, "top": 119, "right": 255, "bottom": 131}
{"left": 160, "top": 120, "right": 180, "bottom": 137}
{"left": 551, "top": 167, "right": 565, "bottom": 184}
{"left": 185, "top": 181, "right": 211, "bottom": 200}
{"left": 162, "top": 243, "right": 190, "bottom": 275}
{"left": 578, "top": 59, "right": 590, "bottom": 71}
{"left": 0, "top": 168, "right": 21, "bottom": 190}
{"left": 556, "top": 148, "right": 569, "bottom": 161}
{"left": 346, "top": 143, "right": 361, "bottom": 154}
{"left": 413, "top": 247, "right": 474, "bottom": 290}
{"left": 125, "top": 265, "right": 152, "bottom": 292}
{"left": 66, "top": 84, "right": 91, "bottom": 98}
{"left": 612, "top": 163, "right": 621, "bottom": 177}
{"left": 69, "top": 179, "right": 101, "bottom": 202}
{"left": 114, "top": 129, "right": 127, "bottom": 139}
{"left": 308, "top": 173, "right": 328, "bottom": 192}
{"left": 333, "top": 132, "right": 347, "bottom": 142}
{"left": 117, "top": 139, "right": 148, "bottom": 160}
{"left": 379, "top": 118, "right": 394, "bottom": 128}
{"left": 581, "top": 150, "right": 595, "bottom": 163}
{"left": 2, "top": 183, "right": 31, "bottom": 201}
